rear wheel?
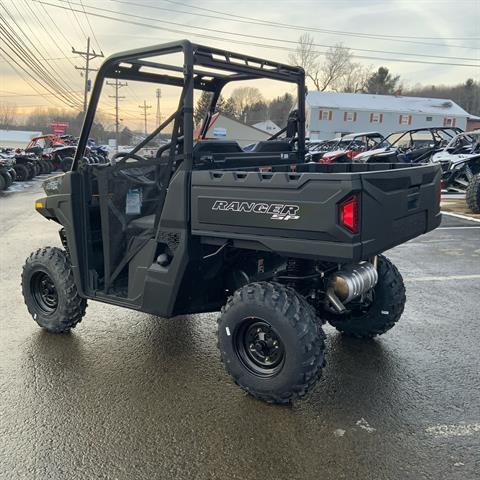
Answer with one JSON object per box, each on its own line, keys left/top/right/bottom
{"left": 466, "top": 173, "right": 480, "bottom": 214}
{"left": 217, "top": 282, "right": 326, "bottom": 404}
{"left": 26, "top": 164, "right": 36, "bottom": 180}
{"left": 39, "top": 160, "right": 49, "bottom": 174}
{"left": 32, "top": 162, "right": 40, "bottom": 177}
{"left": 0, "top": 174, "right": 5, "bottom": 191}
{"left": 14, "top": 164, "right": 30, "bottom": 181}
{"left": 8, "top": 168, "right": 17, "bottom": 182}
{"left": 325, "top": 255, "right": 406, "bottom": 338}
{"left": 21, "top": 247, "right": 87, "bottom": 333}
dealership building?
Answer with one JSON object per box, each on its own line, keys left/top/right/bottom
{"left": 306, "top": 92, "right": 470, "bottom": 140}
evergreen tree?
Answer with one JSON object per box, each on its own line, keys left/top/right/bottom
{"left": 268, "top": 93, "right": 295, "bottom": 127}
{"left": 366, "top": 67, "right": 401, "bottom": 95}
{"left": 194, "top": 91, "right": 213, "bottom": 125}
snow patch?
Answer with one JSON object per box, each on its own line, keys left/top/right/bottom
{"left": 426, "top": 423, "right": 480, "bottom": 438}
{"left": 355, "top": 418, "right": 376, "bottom": 433}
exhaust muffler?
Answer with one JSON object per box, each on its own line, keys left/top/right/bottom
{"left": 326, "top": 261, "right": 378, "bottom": 312}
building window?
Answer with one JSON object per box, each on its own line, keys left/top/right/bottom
{"left": 370, "top": 113, "right": 383, "bottom": 123}
{"left": 426, "top": 116, "right": 433, "bottom": 122}
{"left": 343, "top": 111, "right": 357, "bottom": 122}
{"left": 443, "top": 117, "right": 456, "bottom": 127}
{"left": 399, "top": 114, "right": 412, "bottom": 125}
{"left": 319, "top": 110, "right": 333, "bottom": 121}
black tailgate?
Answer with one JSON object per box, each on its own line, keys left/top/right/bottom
{"left": 359, "top": 163, "right": 441, "bottom": 258}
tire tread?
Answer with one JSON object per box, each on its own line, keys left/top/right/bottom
{"left": 217, "top": 281, "right": 326, "bottom": 404}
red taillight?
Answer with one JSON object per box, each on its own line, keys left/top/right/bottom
{"left": 340, "top": 194, "right": 359, "bottom": 233}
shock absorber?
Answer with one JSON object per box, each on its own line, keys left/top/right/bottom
{"left": 284, "top": 258, "right": 314, "bottom": 285}
{"left": 286, "top": 258, "right": 300, "bottom": 276}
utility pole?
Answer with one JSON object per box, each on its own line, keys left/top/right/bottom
{"left": 156, "top": 88, "right": 162, "bottom": 125}
{"left": 72, "top": 37, "right": 104, "bottom": 112}
{"left": 106, "top": 79, "right": 127, "bottom": 151}
{"left": 139, "top": 100, "right": 152, "bottom": 136}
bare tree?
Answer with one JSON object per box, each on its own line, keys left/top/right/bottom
{"left": 230, "top": 87, "right": 264, "bottom": 122}
{"left": 289, "top": 35, "right": 354, "bottom": 92}
{"left": 338, "top": 63, "right": 374, "bottom": 93}
{"left": 0, "top": 103, "right": 17, "bottom": 127}
{"left": 288, "top": 33, "right": 321, "bottom": 89}
{"left": 319, "top": 44, "right": 354, "bottom": 91}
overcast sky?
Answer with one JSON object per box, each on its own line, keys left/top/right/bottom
{"left": 1, "top": 0, "right": 479, "bottom": 128}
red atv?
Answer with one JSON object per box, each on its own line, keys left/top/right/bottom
{"left": 25, "top": 134, "right": 76, "bottom": 171}
{"left": 320, "top": 132, "right": 388, "bottom": 164}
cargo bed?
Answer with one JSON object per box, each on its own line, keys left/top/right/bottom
{"left": 191, "top": 163, "right": 442, "bottom": 262}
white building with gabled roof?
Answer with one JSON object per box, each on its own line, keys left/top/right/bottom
{"left": 252, "top": 120, "right": 281, "bottom": 135}
{"left": 306, "top": 92, "right": 470, "bottom": 140}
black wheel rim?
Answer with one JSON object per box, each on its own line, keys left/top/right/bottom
{"left": 31, "top": 271, "right": 58, "bottom": 314}
{"left": 234, "top": 318, "right": 285, "bottom": 377}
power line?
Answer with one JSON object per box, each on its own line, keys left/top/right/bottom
{"left": 0, "top": 50, "right": 74, "bottom": 109}
{"left": 0, "top": 4, "right": 83, "bottom": 107}
{"left": 36, "top": 1, "right": 77, "bottom": 54}
{"left": 160, "top": 0, "right": 480, "bottom": 47}
{"left": 0, "top": 91, "right": 83, "bottom": 97}
{"left": 79, "top": 0, "right": 102, "bottom": 51}
{"left": 0, "top": 46, "right": 78, "bottom": 109}
{"left": 0, "top": 26, "right": 81, "bottom": 108}
{"left": 35, "top": 1, "right": 480, "bottom": 68}
{"left": 19, "top": 0, "right": 81, "bottom": 86}
{"left": 63, "top": 0, "right": 476, "bottom": 61}
{"left": 66, "top": 0, "right": 88, "bottom": 40}
{"left": 0, "top": 14, "right": 83, "bottom": 108}
{"left": 72, "top": 37, "right": 104, "bottom": 111}
{"left": 0, "top": 56, "right": 77, "bottom": 62}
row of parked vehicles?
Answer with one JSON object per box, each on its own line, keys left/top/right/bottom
{"left": 0, "top": 134, "right": 109, "bottom": 192}
{"left": 306, "top": 127, "right": 480, "bottom": 213}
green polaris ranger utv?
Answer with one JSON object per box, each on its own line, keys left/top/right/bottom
{"left": 22, "top": 41, "right": 442, "bottom": 404}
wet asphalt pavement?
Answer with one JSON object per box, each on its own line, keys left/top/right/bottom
{"left": 1, "top": 179, "right": 479, "bottom": 480}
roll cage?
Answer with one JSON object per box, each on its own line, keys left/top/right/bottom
{"left": 385, "top": 127, "right": 464, "bottom": 150}
{"left": 73, "top": 40, "right": 306, "bottom": 171}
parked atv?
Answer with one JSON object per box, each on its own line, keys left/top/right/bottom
{"left": 431, "top": 130, "right": 480, "bottom": 196}
{"left": 12, "top": 152, "right": 38, "bottom": 181}
{"left": 320, "top": 132, "right": 395, "bottom": 164}
{"left": 0, "top": 155, "right": 16, "bottom": 190}
{"left": 21, "top": 41, "right": 442, "bottom": 404}
{"left": 466, "top": 173, "right": 480, "bottom": 213}
{"left": 26, "top": 134, "right": 75, "bottom": 172}
{"left": 306, "top": 139, "right": 338, "bottom": 162}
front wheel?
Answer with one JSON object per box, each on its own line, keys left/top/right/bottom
{"left": 61, "top": 157, "right": 73, "bottom": 172}
{"left": 1, "top": 171, "right": 13, "bottom": 189}
{"left": 217, "top": 282, "right": 326, "bottom": 404}
{"left": 466, "top": 173, "right": 480, "bottom": 214}
{"left": 21, "top": 247, "right": 87, "bottom": 333}
{"left": 325, "top": 255, "right": 406, "bottom": 338}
